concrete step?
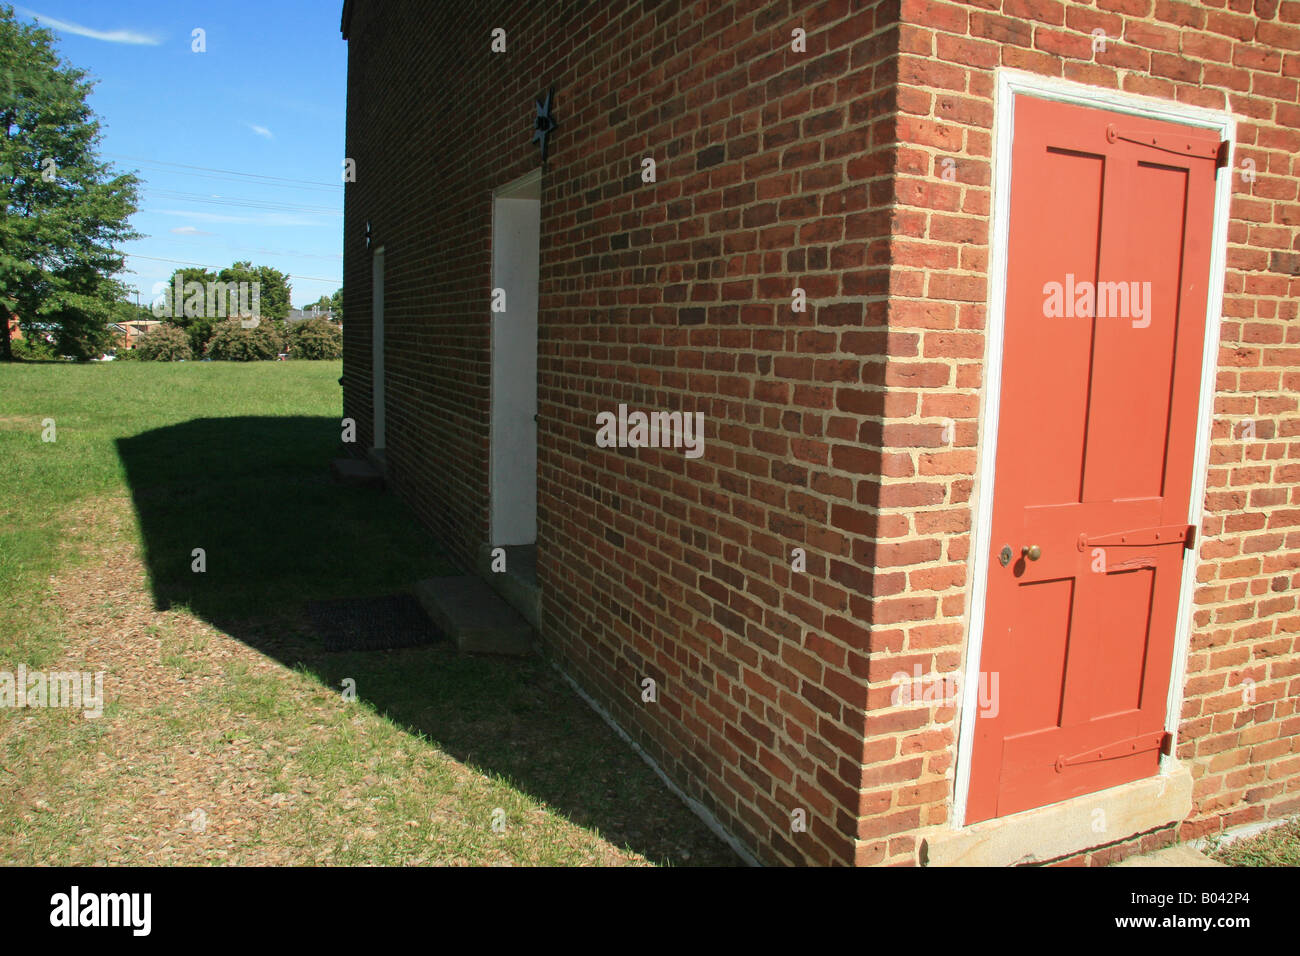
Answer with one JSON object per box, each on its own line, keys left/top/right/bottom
{"left": 413, "top": 575, "right": 533, "bottom": 657}
{"left": 1115, "top": 845, "right": 1226, "bottom": 867}
{"left": 331, "top": 457, "right": 385, "bottom": 489}
{"left": 479, "top": 544, "right": 541, "bottom": 630}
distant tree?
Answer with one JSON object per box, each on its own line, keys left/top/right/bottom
{"left": 156, "top": 266, "right": 218, "bottom": 354}
{"left": 135, "top": 323, "right": 192, "bottom": 362}
{"left": 329, "top": 287, "right": 342, "bottom": 323}
{"left": 0, "top": 5, "right": 141, "bottom": 361}
{"left": 218, "top": 260, "right": 290, "bottom": 321}
{"left": 118, "top": 299, "right": 155, "bottom": 325}
{"left": 299, "top": 294, "right": 331, "bottom": 314}
{"left": 288, "top": 316, "right": 342, "bottom": 359}
{"left": 11, "top": 328, "right": 53, "bottom": 360}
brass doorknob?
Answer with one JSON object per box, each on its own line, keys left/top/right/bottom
{"left": 1022, "top": 544, "right": 1041, "bottom": 561}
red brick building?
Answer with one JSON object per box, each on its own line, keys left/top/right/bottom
{"left": 340, "top": 0, "right": 1300, "bottom": 865}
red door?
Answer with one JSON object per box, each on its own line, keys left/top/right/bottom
{"left": 967, "top": 96, "right": 1222, "bottom": 823}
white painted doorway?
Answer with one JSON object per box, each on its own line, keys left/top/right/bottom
{"left": 371, "top": 245, "right": 386, "bottom": 452}
{"left": 489, "top": 171, "right": 541, "bottom": 546}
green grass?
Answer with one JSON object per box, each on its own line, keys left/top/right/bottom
{"left": 0, "top": 361, "right": 737, "bottom": 866}
{"left": 0, "top": 362, "right": 359, "bottom": 664}
{"left": 1207, "top": 819, "right": 1300, "bottom": 867}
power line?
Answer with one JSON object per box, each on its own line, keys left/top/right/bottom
{"left": 145, "top": 190, "right": 342, "bottom": 215}
{"left": 106, "top": 153, "right": 345, "bottom": 190}
{"left": 123, "top": 253, "right": 340, "bottom": 284}
{"left": 140, "top": 209, "right": 337, "bottom": 226}
{"left": 116, "top": 160, "right": 344, "bottom": 194}
{"left": 139, "top": 238, "right": 342, "bottom": 262}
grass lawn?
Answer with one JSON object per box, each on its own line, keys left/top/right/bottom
{"left": 1207, "top": 818, "right": 1300, "bottom": 867}
{"left": 0, "top": 360, "right": 737, "bottom": 865}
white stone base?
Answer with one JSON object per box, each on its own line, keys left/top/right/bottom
{"left": 922, "top": 764, "right": 1193, "bottom": 867}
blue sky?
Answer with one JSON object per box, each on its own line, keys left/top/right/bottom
{"left": 13, "top": 1, "right": 346, "bottom": 308}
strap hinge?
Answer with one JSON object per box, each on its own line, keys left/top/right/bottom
{"left": 1077, "top": 523, "right": 1195, "bottom": 550}
{"left": 1105, "top": 122, "right": 1223, "bottom": 162}
{"left": 1055, "top": 731, "right": 1170, "bottom": 772}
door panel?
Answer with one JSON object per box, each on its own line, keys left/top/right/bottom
{"left": 967, "top": 95, "right": 1220, "bottom": 823}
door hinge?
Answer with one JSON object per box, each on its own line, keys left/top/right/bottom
{"left": 1055, "top": 730, "right": 1169, "bottom": 772}
{"left": 1106, "top": 123, "right": 1223, "bottom": 162}
{"left": 1077, "top": 523, "right": 1195, "bottom": 550}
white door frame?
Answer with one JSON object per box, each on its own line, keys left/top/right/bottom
{"left": 489, "top": 169, "right": 542, "bottom": 546}
{"left": 371, "top": 245, "right": 386, "bottom": 452}
{"left": 950, "top": 69, "right": 1236, "bottom": 828}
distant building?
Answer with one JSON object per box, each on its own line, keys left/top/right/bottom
{"left": 287, "top": 308, "right": 336, "bottom": 323}
{"left": 110, "top": 319, "right": 162, "bottom": 350}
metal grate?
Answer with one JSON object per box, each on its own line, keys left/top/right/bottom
{"left": 306, "top": 594, "right": 444, "bottom": 652}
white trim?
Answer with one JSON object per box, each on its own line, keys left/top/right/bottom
{"left": 488, "top": 169, "right": 542, "bottom": 546}
{"left": 371, "top": 244, "right": 386, "bottom": 452}
{"left": 494, "top": 167, "right": 541, "bottom": 200}
{"left": 951, "top": 69, "right": 1235, "bottom": 829}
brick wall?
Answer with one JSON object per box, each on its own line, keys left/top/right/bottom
{"left": 879, "top": 0, "right": 1300, "bottom": 865}
{"left": 345, "top": 0, "right": 903, "bottom": 865}
{"left": 342, "top": 0, "right": 1300, "bottom": 866}
{"left": 539, "top": 1, "right": 901, "bottom": 867}
{"left": 340, "top": 0, "right": 501, "bottom": 575}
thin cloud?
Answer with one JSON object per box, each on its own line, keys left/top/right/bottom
{"left": 16, "top": 6, "right": 162, "bottom": 45}
{"left": 170, "top": 226, "right": 214, "bottom": 236}
{"left": 246, "top": 124, "right": 274, "bottom": 140}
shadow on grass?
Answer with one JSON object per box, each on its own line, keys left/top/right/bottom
{"left": 116, "top": 415, "right": 738, "bottom": 866}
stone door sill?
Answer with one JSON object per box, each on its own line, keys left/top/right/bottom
{"left": 922, "top": 763, "right": 1193, "bottom": 866}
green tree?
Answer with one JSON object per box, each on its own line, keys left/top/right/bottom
{"left": 156, "top": 266, "right": 218, "bottom": 354}
{"left": 329, "top": 287, "right": 342, "bottom": 323}
{"left": 0, "top": 5, "right": 141, "bottom": 361}
{"left": 118, "top": 298, "right": 155, "bottom": 326}
{"left": 218, "top": 260, "right": 290, "bottom": 321}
